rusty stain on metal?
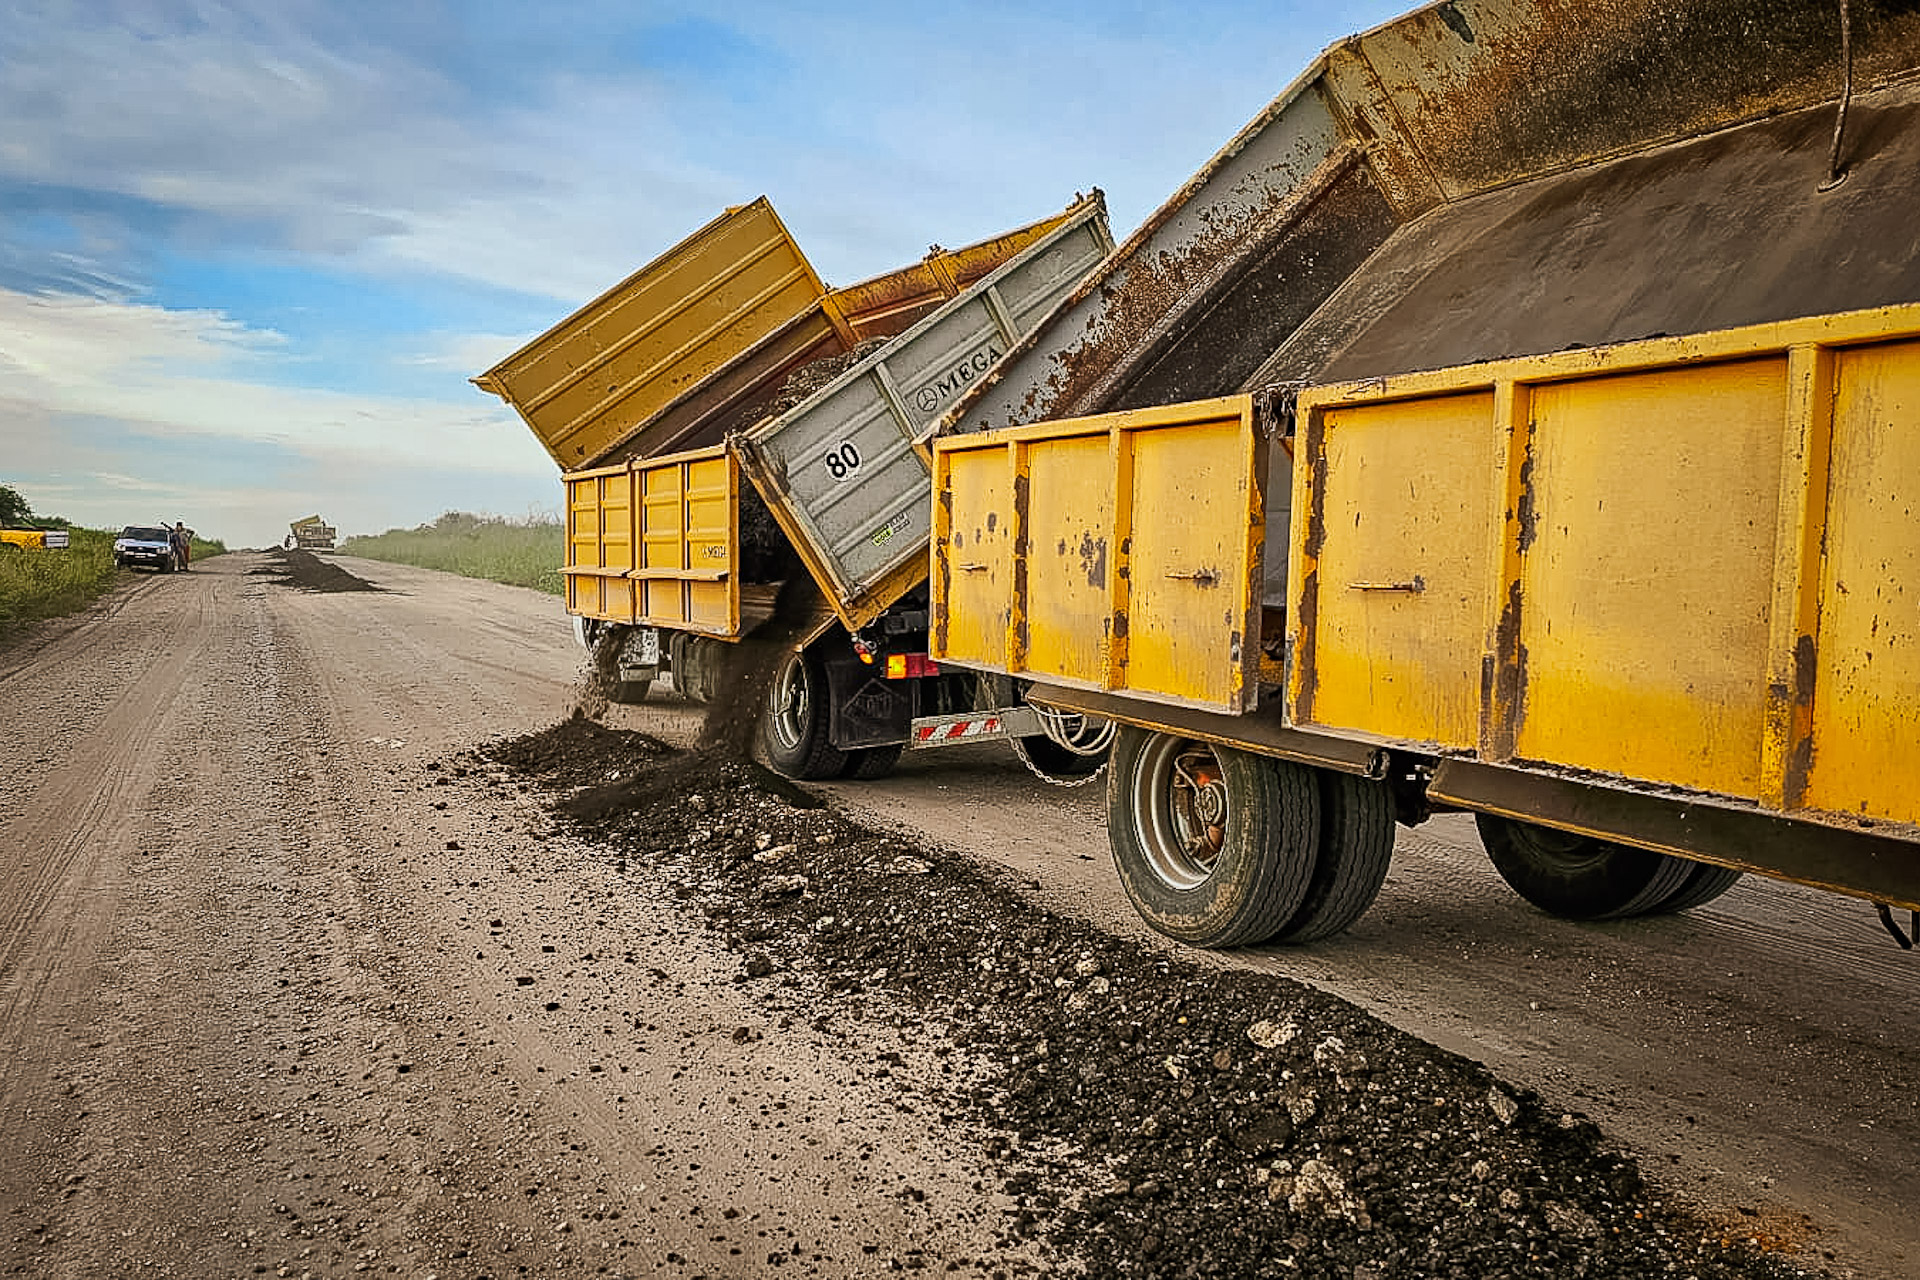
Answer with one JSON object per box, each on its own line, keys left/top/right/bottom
{"left": 1513, "top": 432, "right": 1539, "bottom": 554}
{"left": 1489, "top": 580, "right": 1530, "bottom": 759}
{"left": 1782, "top": 631, "right": 1821, "bottom": 806}
{"left": 1079, "top": 532, "right": 1106, "bottom": 589}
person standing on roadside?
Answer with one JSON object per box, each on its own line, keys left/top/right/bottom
{"left": 171, "top": 521, "right": 191, "bottom": 571}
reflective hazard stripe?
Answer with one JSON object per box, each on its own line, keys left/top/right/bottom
{"left": 912, "top": 716, "right": 1002, "bottom": 744}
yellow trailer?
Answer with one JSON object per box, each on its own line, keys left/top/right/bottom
{"left": 0, "top": 528, "right": 69, "bottom": 551}
{"left": 931, "top": 305, "right": 1920, "bottom": 944}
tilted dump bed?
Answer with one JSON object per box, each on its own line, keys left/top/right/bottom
{"left": 926, "top": 0, "right": 1920, "bottom": 911}
{"left": 732, "top": 195, "right": 1114, "bottom": 632}
{"left": 937, "top": 0, "right": 1920, "bottom": 603}
{"left": 475, "top": 198, "right": 1091, "bottom": 472}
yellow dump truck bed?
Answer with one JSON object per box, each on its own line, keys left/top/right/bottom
{"left": 1289, "top": 304, "right": 1920, "bottom": 838}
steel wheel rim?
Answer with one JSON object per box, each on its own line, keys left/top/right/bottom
{"left": 1131, "top": 736, "right": 1228, "bottom": 890}
{"left": 769, "top": 653, "right": 808, "bottom": 752}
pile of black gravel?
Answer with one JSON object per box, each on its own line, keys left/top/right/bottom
{"left": 249, "top": 547, "right": 384, "bottom": 593}
{"left": 481, "top": 718, "right": 1822, "bottom": 1280}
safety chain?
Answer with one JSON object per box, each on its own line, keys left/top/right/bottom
{"left": 1008, "top": 731, "right": 1110, "bottom": 789}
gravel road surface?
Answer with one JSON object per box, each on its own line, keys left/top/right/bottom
{"left": 1, "top": 551, "right": 1912, "bottom": 1279}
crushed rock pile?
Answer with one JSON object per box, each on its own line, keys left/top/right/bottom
{"left": 479, "top": 716, "right": 1824, "bottom": 1280}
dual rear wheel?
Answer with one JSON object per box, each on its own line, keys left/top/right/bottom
{"left": 1475, "top": 814, "right": 1742, "bottom": 918}
{"left": 1106, "top": 727, "right": 1394, "bottom": 948}
{"left": 1106, "top": 726, "right": 1743, "bottom": 948}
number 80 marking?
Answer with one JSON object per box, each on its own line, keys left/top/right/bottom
{"left": 823, "top": 442, "right": 862, "bottom": 481}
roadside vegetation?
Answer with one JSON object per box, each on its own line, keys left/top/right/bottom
{"left": 341, "top": 511, "right": 564, "bottom": 595}
{"left": 0, "top": 484, "right": 227, "bottom": 639}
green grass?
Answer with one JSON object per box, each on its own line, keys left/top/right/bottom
{"left": 0, "top": 529, "right": 228, "bottom": 639}
{"left": 341, "top": 512, "right": 564, "bottom": 595}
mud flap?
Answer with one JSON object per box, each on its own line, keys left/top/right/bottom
{"left": 824, "top": 655, "right": 912, "bottom": 750}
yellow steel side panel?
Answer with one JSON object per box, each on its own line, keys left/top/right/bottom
{"left": 1805, "top": 339, "right": 1920, "bottom": 824}
{"left": 1022, "top": 435, "right": 1116, "bottom": 684}
{"left": 1126, "top": 416, "right": 1253, "bottom": 710}
{"left": 936, "top": 448, "right": 1013, "bottom": 667}
{"left": 563, "top": 470, "right": 638, "bottom": 623}
{"left": 1305, "top": 392, "right": 1499, "bottom": 750}
{"left": 639, "top": 465, "right": 690, "bottom": 627}
{"left": 1516, "top": 359, "right": 1787, "bottom": 796}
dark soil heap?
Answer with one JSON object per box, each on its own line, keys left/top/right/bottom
{"left": 482, "top": 716, "right": 1823, "bottom": 1280}
{"left": 249, "top": 547, "right": 384, "bottom": 593}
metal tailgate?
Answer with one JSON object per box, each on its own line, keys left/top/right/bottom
{"left": 734, "top": 196, "right": 1114, "bottom": 632}
{"left": 564, "top": 446, "right": 742, "bottom": 637}
{"left": 930, "top": 395, "right": 1267, "bottom": 714}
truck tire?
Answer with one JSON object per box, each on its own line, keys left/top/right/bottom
{"left": 1475, "top": 814, "right": 1693, "bottom": 920}
{"left": 761, "top": 648, "right": 847, "bottom": 781}
{"left": 1651, "top": 860, "right": 1744, "bottom": 912}
{"left": 1106, "top": 727, "right": 1320, "bottom": 948}
{"left": 841, "top": 744, "right": 904, "bottom": 781}
{"left": 1268, "top": 770, "right": 1396, "bottom": 943}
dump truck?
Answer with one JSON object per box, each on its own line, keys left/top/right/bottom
{"left": 548, "top": 197, "right": 1117, "bottom": 778}
{"left": 478, "top": 196, "right": 1120, "bottom": 776}
{"left": 923, "top": 0, "right": 1920, "bottom": 945}
{"left": 286, "top": 516, "right": 336, "bottom": 551}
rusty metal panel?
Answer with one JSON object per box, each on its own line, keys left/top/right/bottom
{"left": 1291, "top": 391, "right": 1501, "bottom": 752}
{"left": 737, "top": 198, "right": 1113, "bottom": 632}
{"left": 1021, "top": 433, "right": 1116, "bottom": 684}
{"left": 930, "top": 446, "right": 1013, "bottom": 668}
{"left": 931, "top": 396, "right": 1264, "bottom": 714}
{"left": 476, "top": 199, "right": 830, "bottom": 471}
{"left": 1292, "top": 302, "right": 1920, "bottom": 841}
{"left": 1806, "top": 338, "right": 1920, "bottom": 823}
{"left": 634, "top": 447, "right": 739, "bottom": 638}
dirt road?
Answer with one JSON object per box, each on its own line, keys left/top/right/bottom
{"left": 1, "top": 552, "right": 1912, "bottom": 1278}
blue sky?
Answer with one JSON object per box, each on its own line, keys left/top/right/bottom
{"left": 0, "top": 0, "right": 1411, "bottom": 548}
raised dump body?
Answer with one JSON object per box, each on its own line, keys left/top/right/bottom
{"left": 732, "top": 196, "right": 1114, "bottom": 632}
{"left": 475, "top": 198, "right": 1090, "bottom": 472}
{"left": 288, "top": 515, "right": 336, "bottom": 551}
{"left": 934, "top": 0, "right": 1920, "bottom": 607}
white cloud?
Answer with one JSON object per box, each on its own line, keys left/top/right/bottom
{"left": 0, "top": 288, "right": 546, "bottom": 476}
